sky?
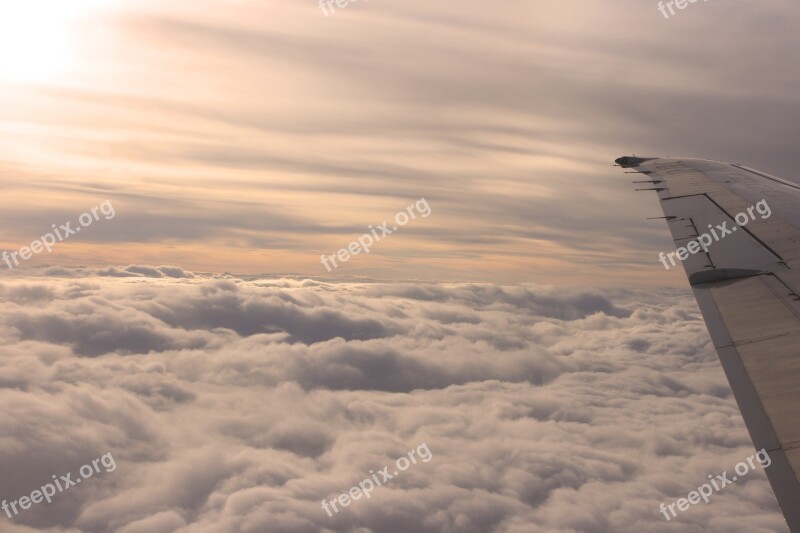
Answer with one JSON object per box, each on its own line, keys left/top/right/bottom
{"left": 0, "top": 1, "right": 798, "bottom": 532}
{"left": 0, "top": 0, "right": 798, "bottom": 284}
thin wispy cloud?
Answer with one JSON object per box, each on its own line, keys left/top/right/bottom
{"left": 1, "top": 0, "right": 798, "bottom": 282}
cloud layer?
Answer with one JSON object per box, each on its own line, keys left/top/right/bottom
{"left": 0, "top": 269, "right": 787, "bottom": 532}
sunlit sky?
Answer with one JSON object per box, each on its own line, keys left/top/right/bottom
{"left": 1, "top": 0, "right": 799, "bottom": 284}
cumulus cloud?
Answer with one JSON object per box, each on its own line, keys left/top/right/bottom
{"left": 96, "top": 266, "right": 196, "bottom": 279}
{"left": 0, "top": 269, "right": 786, "bottom": 532}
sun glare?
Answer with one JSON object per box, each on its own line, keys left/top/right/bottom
{"left": 0, "top": 1, "right": 109, "bottom": 83}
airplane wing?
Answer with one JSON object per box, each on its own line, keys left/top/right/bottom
{"left": 617, "top": 156, "right": 800, "bottom": 532}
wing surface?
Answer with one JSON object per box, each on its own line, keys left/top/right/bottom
{"left": 617, "top": 156, "right": 800, "bottom": 532}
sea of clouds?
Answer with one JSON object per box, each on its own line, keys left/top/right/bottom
{"left": 0, "top": 267, "right": 786, "bottom": 532}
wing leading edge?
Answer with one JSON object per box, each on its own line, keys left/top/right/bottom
{"left": 618, "top": 156, "right": 800, "bottom": 532}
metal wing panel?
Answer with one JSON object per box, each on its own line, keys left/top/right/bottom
{"left": 695, "top": 276, "right": 800, "bottom": 533}
{"left": 618, "top": 156, "right": 800, "bottom": 532}
{"left": 641, "top": 158, "right": 800, "bottom": 266}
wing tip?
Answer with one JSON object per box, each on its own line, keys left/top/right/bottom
{"left": 615, "top": 155, "right": 657, "bottom": 168}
